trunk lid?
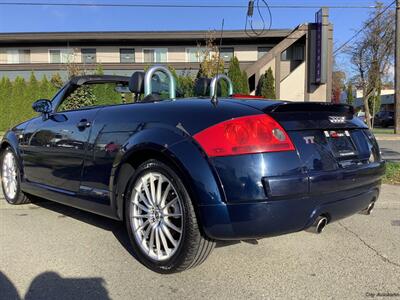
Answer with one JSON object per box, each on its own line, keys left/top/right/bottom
{"left": 227, "top": 99, "right": 384, "bottom": 195}
{"left": 224, "top": 99, "right": 364, "bottom": 130}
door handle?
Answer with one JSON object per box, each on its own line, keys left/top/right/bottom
{"left": 77, "top": 119, "right": 91, "bottom": 130}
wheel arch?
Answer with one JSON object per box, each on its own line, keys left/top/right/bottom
{"left": 113, "top": 145, "right": 190, "bottom": 218}
{"left": 1, "top": 132, "right": 23, "bottom": 172}
{"left": 110, "top": 128, "right": 225, "bottom": 238}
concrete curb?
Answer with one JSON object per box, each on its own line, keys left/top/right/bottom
{"left": 375, "top": 134, "right": 400, "bottom": 141}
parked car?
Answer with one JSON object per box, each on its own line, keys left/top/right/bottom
{"left": 1, "top": 66, "right": 385, "bottom": 273}
{"left": 374, "top": 111, "right": 394, "bottom": 128}
{"left": 356, "top": 111, "right": 366, "bottom": 124}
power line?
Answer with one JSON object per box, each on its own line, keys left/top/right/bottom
{"left": 245, "top": 0, "right": 273, "bottom": 37}
{"left": 0, "top": 2, "right": 391, "bottom": 9}
{"left": 333, "top": 0, "right": 396, "bottom": 55}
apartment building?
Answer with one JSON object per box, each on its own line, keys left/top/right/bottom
{"left": 0, "top": 9, "right": 332, "bottom": 101}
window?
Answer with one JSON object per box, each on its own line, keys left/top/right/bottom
{"left": 7, "top": 49, "right": 30, "bottom": 64}
{"left": 58, "top": 82, "right": 132, "bottom": 111}
{"left": 81, "top": 48, "right": 97, "bottom": 64}
{"left": 220, "top": 47, "right": 234, "bottom": 62}
{"left": 186, "top": 47, "right": 206, "bottom": 62}
{"left": 143, "top": 48, "right": 167, "bottom": 63}
{"left": 281, "top": 44, "right": 304, "bottom": 61}
{"left": 49, "top": 49, "right": 74, "bottom": 64}
{"left": 258, "top": 47, "right": 273, "bottom": 59}
{"left": 120, "top": 48, "right": 135, "bottom": 63}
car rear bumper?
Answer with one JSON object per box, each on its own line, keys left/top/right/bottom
{"left": 199, "top": 183, "right": 381, "bottom": 240}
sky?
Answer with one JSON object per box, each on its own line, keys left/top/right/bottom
{"left": 0, "top": 0, "right": 396, "bottom": 72}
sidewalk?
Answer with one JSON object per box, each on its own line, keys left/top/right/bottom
{"left": 374, "top": 133, "right": 400, "bottom": 141}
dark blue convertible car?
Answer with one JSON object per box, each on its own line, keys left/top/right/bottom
{"left": 1, "top": 66, "right": 385, "bottom": 273}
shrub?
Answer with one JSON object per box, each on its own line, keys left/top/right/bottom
{"left": 227, "top": 56, "right": 250, "bottom": 95}
{"left": 241, "top": 70, "right": 250, "bottom": 95}
{"left": 0, "top": 73, "right": 64, "bottom": 131}
{"left": 257, "top": 67, "right": 276, "bottom": 99}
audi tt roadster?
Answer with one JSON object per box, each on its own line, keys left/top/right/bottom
{"left": 1, "top": 66, "right": 385, "bottom": 273}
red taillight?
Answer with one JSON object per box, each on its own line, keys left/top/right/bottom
{"left": 193, "top": 114, "right": 295, "bottom": 157}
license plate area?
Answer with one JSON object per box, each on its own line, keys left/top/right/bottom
{"left": 324, "top": 130, "right": 358, "bottom": 159}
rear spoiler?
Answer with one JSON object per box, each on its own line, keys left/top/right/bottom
{"left": 266, "top": 102, "right": 354, "bottom": 115}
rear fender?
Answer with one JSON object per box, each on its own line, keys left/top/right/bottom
{"left": 111, "top": 127, "right": 225, "bottom": 222}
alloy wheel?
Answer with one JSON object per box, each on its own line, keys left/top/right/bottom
{"left": 129, "top": 172, "right": 183, "bottom": 261}
{"left": 2, "top": 152, "right": 18, "bottom": 200}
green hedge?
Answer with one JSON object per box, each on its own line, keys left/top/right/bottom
{"left": 0, "top": 59, "right": 254, "bottom": 131}
{"left": 0, "top": 73, "right": 60, "bottom": 131}
{"left": 0, "top": 71, "right": 197, "bottom": 131}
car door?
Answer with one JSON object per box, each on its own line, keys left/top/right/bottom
{"left": 22, "top": 85, "right": 100, "bottom": 193}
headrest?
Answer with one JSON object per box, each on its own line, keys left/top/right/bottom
{"left": 194, "top": 77, "right": 222, "bottom": 97}
{"left": 129, "top": 71, "right": 145, "bottom": 94}
{"left": 194, "top": 78, "right": 211, "bottom": 96}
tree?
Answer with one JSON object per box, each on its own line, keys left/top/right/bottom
{"left": 12, "top": 76, "right": 30, "bottom": 125}
{"left": 0, "top": 77, "right": 12, "bottom": 130}
{"left": 94, "top": 64, "right": 104, "bottom": 75}
{"left": 255, "top": 73, "right": 265, "bottom": 96}
{"left": 176, "top": 69, "right": 195, "bottom": 97}
{"left": 347, "top": 2, "right": 395, "bottom": 128}
{"left": 241, "top": 70, "right": 250, "bottom": 95}
{"left": 226, "top": 56, "right": 250, "bottom": 94}
{"left": 0, "top": 74, "right": 65, "bottom": 131}
{"left": 194, "top": 33, "right": 229, "bottom": 97}
{"left": 260, "top": 67, "right": 276, "bottom": 99}
{"left": 196, "top": 33, "right": 225, "bottom": 79}
{"left": 50, "top": 73, "right": 64, "bottom": 89}
{"left": 27, "top": 72, "right": 40, "bottom": 104}
{"left": 346, "top": 82, "right": 354, "bottom": 105}
{"left": 57, "top": 56, "right": 98, "bottom": 110}
{"left": 39, "top": 75, "right": 58, "bottom": 99}
{"left": 332, "top": 70, "right": 346, "bottom": 104}
{"left": 228, "top": 56, "right": 247, "bottom": 94}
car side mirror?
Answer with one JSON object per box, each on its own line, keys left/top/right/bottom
{"left": 32, "top": 99, "right": 52, "bottom": 114}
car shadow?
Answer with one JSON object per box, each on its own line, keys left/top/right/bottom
{"left": 0, "top": 271, "right": 110, "bottom": 300}
{"left": 31, "top": 198, "right": 238, "bottom": 253}
{"left": 30, "top": 199, "right": 139, "bottom": 261}
{"left": 380, "top": 147, "right": 400, "bottom": 162}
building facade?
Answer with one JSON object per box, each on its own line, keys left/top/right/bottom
{"left": 0, "top": 12, "right": 332, "bottom": 101}
{"left": 350, "top": 90, "right": 395, "bottom": 111}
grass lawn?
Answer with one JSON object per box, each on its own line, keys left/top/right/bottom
{"left": 383, "top": 162, "right": 400, "bottom": 185}
{"left": 372, "top": 128, "right": 395, "bottom": 134}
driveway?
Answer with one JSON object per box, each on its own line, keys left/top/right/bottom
{"left": 1, "top": 185, "right": 399, "bottom": 299}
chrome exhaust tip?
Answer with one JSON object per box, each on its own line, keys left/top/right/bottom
{"left": 306, "top": 216, "right": 328, "bottom": 234}
{"left": 359, "top": 202, "right": 375, "bottom": 215}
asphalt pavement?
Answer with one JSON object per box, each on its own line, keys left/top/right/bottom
{"left": 1, "top": 184, "right": 399, "bottom": 300}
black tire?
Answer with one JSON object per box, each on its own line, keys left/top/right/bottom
{"left": 1, "top": 147, "right": 31, "bottom": 205}
{"left": 124, "top": 159, "right": 215, "bottom": 273}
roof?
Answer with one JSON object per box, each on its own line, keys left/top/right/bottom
{"left": 0, "top": 29, "right": 293, "bottom": 45}
{"left": 353, "top": 93, "right": 394, "bottom": 108}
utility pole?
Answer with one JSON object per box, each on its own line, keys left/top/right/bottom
{"left": 395, "top": 0, "right": 400, "bottom": 133}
